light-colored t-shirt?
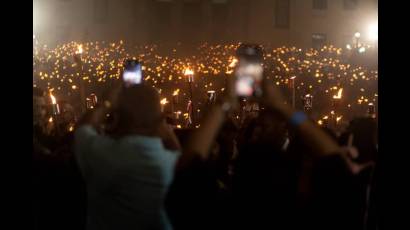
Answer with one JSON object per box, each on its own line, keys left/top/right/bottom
{"left": 74, "top": 125, "right": 180, "bottom": 230}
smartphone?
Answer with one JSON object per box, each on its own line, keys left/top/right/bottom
{"left": 123, "top": 59, "right": 143, "bottom": 85}
{"left": 234, "top": 44, "right": 264, "bottom": 97}
{"left": 235, "top": 60, "right": 263, "bottom": 97}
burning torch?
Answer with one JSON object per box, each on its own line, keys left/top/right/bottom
{"left": 74, "top": 44, "right": 87, "bottom": 113}
{"left": 50, "top": 93, "right": 60, "bottom": 115}
{"left": 160, "top": 98, "right": 168, "bottom": 113}
{"left": 173, "top": 89, "right": 180, "bottom": 104}
{"left": 184, "top": 68, "right": 195, "bottom": 125}
{"left": 172, "top": 89, "right": 180, "bottom": 113}
{"left": 49, "top": 92, "right": 61, "bottom": 135}
{"left": 332, "top": 88, "right": 343, "bottom": 109}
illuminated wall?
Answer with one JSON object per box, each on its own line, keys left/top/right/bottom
{"left": 33, "top": 0, "right": 377, "bottom": 48}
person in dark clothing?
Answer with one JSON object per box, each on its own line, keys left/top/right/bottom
{"left": 33, "top": 87, "right": 87, "bottom": 230}
{"left": 232, "top": 111, "right": 298, "bottom": 229}
{"left": 308, "top": 117, "right": 377, "bottom": 230}
{"left": 165, "top": 119, "right": 238, "bottom": 230}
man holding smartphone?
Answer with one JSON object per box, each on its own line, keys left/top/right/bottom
{"left": 234, "top": 44, "right": 264, "bottom": 98}
{"left": 74, "top": 82, "right": 181, "bottom": 230}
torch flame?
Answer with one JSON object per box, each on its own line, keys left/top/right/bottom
{"left": 333, "top": 88, "right": 343, "bottom": 99}
{"left": 160, "top": 98, "right": 168, "bottom": 105}
{"left": 184, "top": 68, "right": 194, "bottom": 76}
{"left": 226, "top": 58, "right": 237, "bottom": 74}
{"left": 50, "top": 93, "right": 57, "bottom": 104}
{"left": 229, "top": 58, "right": 238, "bottom": 68}
{"left": 173, "top": 89, "right": 180, "bottom": 96}
{"left": 336, "top": 116, "right": 343, "bottom": 122}
{"left": 76, "top": 44, "right": 83, "bottom": 54}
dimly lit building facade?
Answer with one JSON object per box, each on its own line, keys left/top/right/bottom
{"left": 34, "top": 0, "right": 377, "bottom": 48}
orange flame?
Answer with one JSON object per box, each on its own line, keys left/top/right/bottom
{"left": 50, "top": 93, "right": 57, "bottom": 104}
{"left": 333, "top": 88, "right": 343, "bottom": 99}
{"left": 229, "top": 58, "right": 238, "bottom": 68}
{"left": 173, "top": 89, "right": 180, "bottom": 96}
{"left": 76, "top": 44, "right": 83, "bottom": 54}
{"left": 184, "top": 68, "right": 194, "bottom": 76}
{"left": 160, "top": 98, "right": 168, "bottom": 105}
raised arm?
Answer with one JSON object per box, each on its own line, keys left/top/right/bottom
{"left": 178, "top": 77, "right": 238, "bottom": 169}
{"left": 261, "top": 80, "right": 341, "bottom": 157}
{"left": 158, "top": 120, "right": 182, "bottom": 151}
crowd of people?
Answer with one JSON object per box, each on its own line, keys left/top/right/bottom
{"left": 33, "top": 42, "right": 379, "bottom": 230}
{"left": 33, "top": 40, "right": 377, "bottom": 127}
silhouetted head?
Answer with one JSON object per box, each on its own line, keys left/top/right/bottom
{"left": 115, "top": 85, "right": 163, "bottom": 136}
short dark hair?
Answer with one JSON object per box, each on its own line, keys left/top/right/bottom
{"left": 116, "top": 85, "right": 162, "bottom": 131}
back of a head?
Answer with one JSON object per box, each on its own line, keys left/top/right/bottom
{"left": 115, "top": 85, "right": 162, "bottom": 135}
